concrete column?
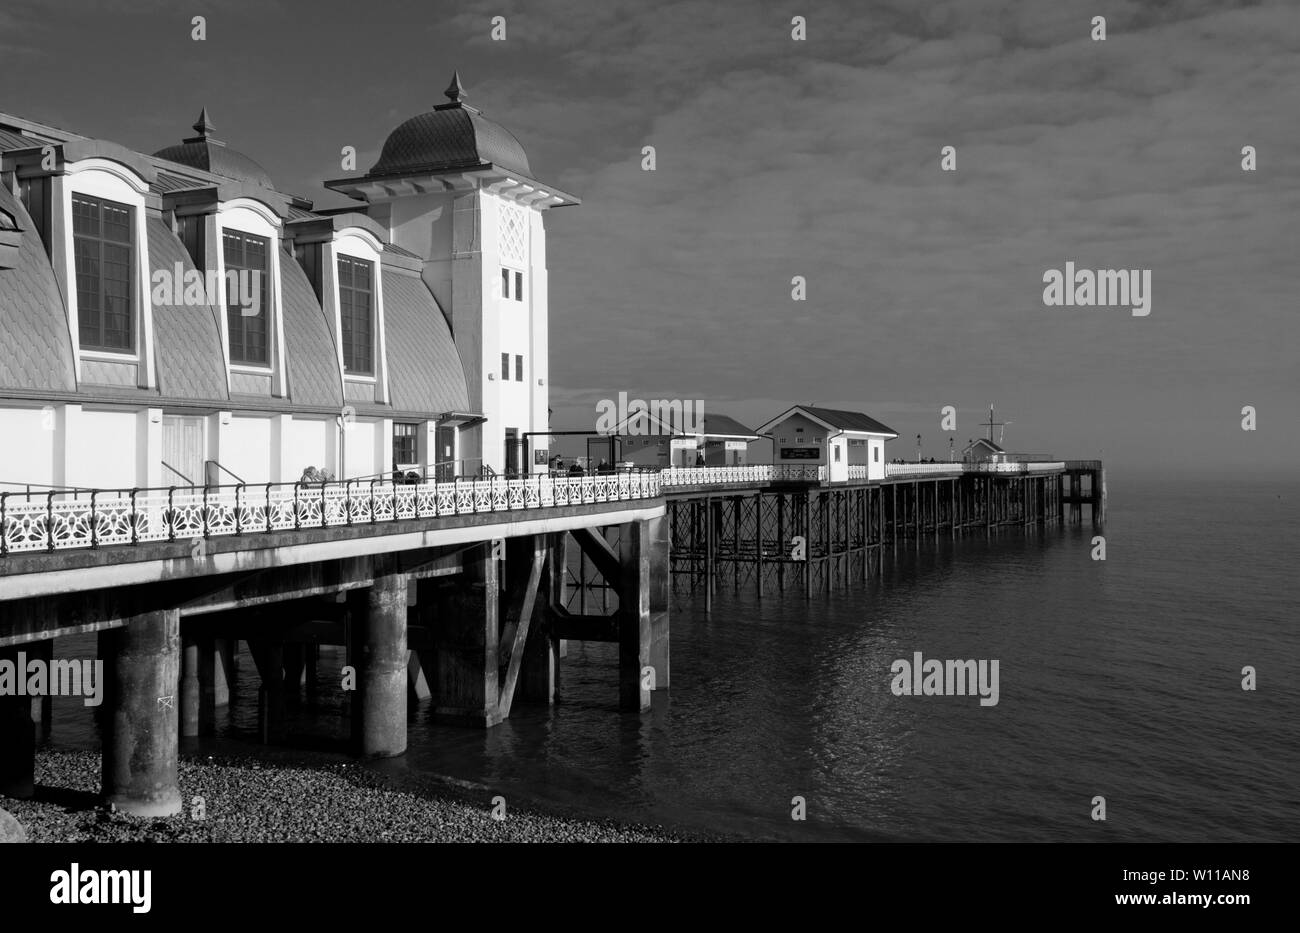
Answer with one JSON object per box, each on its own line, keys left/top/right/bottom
{"left": 0, "top": 647, "right": 35, "bottom": 800}
{"left": 647, "top": 514, "right": 670, "bottom": 690}
{"left": 102, "top": 609, "right": 182, "bottom": 817}
{"left": 26, "top": 639, "right": 53, "bottom": 738}
{"left": 518, "top": 534, "right": 559, "bottom": 706}
{"left": 196, "top": 637, "right": 228, "bottom": 734}
{"left": 618, "top": 520, "right": 652, "bottom": 712}
{"left": 181, "top": 635, "right": 200, "bottom": 738}
{"left": 253, "top": 641, "right": 285, "bottom": 744}
{"left": 356, "top": 572, "right": 409, "bottom": 757}
{"left": 283, "top": 643, "right": 306, "bottom": 696}
{"left": 434, "top": 544, "right": 501, "bottom": 726}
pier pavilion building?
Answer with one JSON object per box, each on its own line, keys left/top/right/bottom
{"left": 756, "top": 405, "right": 898, "bottom": 482}
{"left": 596, "top": 411, "right": 760, "bottom": 468}
{"left": 0, "top": 73, "right": 571, "bottom": 492}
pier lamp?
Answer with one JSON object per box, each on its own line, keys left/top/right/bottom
{"left": 916, "top": 434, "right": 921, "bottom": 463}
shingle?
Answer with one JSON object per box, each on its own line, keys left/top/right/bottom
{"left": 382, "top": 268, "right": 469, "bottom": 414}
{"left": 146, "top": 217, "right": 229, "bottom": 401}
{"left": 280, "top": 245, "right": 344, "bottom": 408}
{"left": 369, "top": 106, "right": 531, "bottom": 178}
{"left": 802, "top": 406, "right": 898, "bottom": 436}
{"left": 702, "top": 413, "right": 757, "bottom": 437}
{"left": 0, "top": 186, "right": 76, "bottom": 393}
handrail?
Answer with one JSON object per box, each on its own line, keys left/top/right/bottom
{"left": 208, "top": 460, "right": 246, "bottom": 485}
{"left": 161, "top": 460, "right": 196, "bottom": 486}
{"left": 0, "top": 471, "right": 664, "bottom": 557}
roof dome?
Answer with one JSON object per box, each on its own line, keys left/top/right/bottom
{"left": 368, "top": 72, "right": 531, "bottom": 178}
{"left": 153, "top": 109, "right": 275, "bottom": 189}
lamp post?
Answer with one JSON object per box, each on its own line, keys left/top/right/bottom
{"left": 916, "top": 433, "right": 922, "bottom": 463}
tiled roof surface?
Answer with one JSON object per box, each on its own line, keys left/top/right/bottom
{"left": 286, "top": 204, "right": 319, "bottom": 221}
{"left": 146, "top": 217, "right": 229, "bottom": 401}
{"left": 383, "top": 242, "right": 422, "bottom": 260}
{"left": 153, "top": 139, "right": 274, "bottom": 189}
{"left": 280, "top": 245, "right": 344, "bottom": 408}
{"left": 382, "top": 269, "right": 468, "bottom": 414}
{"left": 370, "top": 106, "right": 530, "bottom": 178}
{"left": 802, "top": 406, "right": 898, "bottom": 436}
{"left": 702, "top": 413, "right": 758, "bottom": 437}
{"left": 0, "top": 128, "right": 36, "bottom": 151}
{"left": 151, "top": 171, "right": 208, "bottom": 194}
{"left": 0, "top": 186, "right": 76, "bottom": 393}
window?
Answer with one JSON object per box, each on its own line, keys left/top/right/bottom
{"left": 814, "top": 436, "right": 823, "bottom": 443}
{"left": 223, "top": 230, "right": 269, "bottom": 365}
{"left": 873, "top": 447, "right": 880, "bottom": 463}
{"left": 834, "top": 445, "right": 841, "bottom": 462}
{"left": 393, "top": 422, "right": 418, "bottom": 466}
{"left": 501, "top": 352, "right": 510, "bottom": 379}
{"left": 338, "top": 255, "right": 374, "bottom": 375}
{"left": 515, "top": 354, "right": 523, "bottom": 381}
{"left": 73, "top": 194, "right": 134, "bottom": 351}
{"left": 501, "top": 267, "right": 524, "bottom": 300}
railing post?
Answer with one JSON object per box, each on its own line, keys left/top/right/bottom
{"left": 167, "top": 487, "right": 176, "bottom": 542}
{"left": 45, "top": 490, "right": 55, "bottom": 552}
{"left": 201, "top": 485, "right": 210, "bottom": 539}
{"left": 130, "top": 489, "right": 139, "bottom": 545}
{"left": 293, "top": 482, "right": 301, "bottom": 530}
{"left": 0, "top": 491, "right": 6, "bottom": 556}
{"left": 235, "top": 484, "right": 244, "bottom": 534}
{"left": 265, "top": 483, "right": 274, "bottom": 533}
{"left": 345, "top": 480, "right": 353, "bottom": 526}
{"left": 320, "top": 481, "right": 328, "bottom": 528}
{"left": 90, "top": 490, "right": 99, "bottom": 549}
{"left": 368, "top": 479, "right": 377, "bottom": 525}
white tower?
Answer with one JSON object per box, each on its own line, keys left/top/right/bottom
{"left": 327, "top": 73, "right": 579, "bottom": 475}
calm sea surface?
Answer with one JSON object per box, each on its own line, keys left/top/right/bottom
{"left": 43, "top": 473, "right": 1299, "bottom": 841}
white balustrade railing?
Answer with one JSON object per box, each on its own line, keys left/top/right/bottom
{"left": 659, "top": 465, "right": 825, "bottom": 487}
{"left": 884, "top": 463, "right": 965, "bottom": 476}
{"left": 0, "top": 472, "right": 662, "bottom": 556}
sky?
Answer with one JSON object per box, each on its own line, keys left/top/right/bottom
{"left": 2, "top": 0, "right": 1296, "bottom": 473}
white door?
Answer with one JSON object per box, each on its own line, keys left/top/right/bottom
{"left": 829, "top": 438, "right": 848, "bottom": 482}
{"left": 161, "top": 416, "right": 205, "bottom": 488}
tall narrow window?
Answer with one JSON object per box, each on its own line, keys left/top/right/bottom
{"left": 338, "top": 255, "right": 374, "bottom": 375}
{"left": 223, "top": 230, "right": 269, "bottom": 365}
{"left": 515, "top": 354, "right": 523, "bottom": 381}
{"left": 501, "top": 352, "right": 510, "bottom": 379}
{"left": 514, "top": 271, "right": 523, "bottom": 301}
{"left": 393, "top": 422, "right": 419, "bottom": 466}
{"left": 501, "top": 268, "right": 510, "bottom": 298}
{"left": 73, "top": 194, "right": 134, "bottom": 351}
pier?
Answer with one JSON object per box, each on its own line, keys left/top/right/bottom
{"left": 0, "top": 472, "right": 669, "bottom": 813}
{"left": 659, "top": 460, "right": 1103, "bottom": 606}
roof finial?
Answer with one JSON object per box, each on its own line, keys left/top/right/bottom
{"left": 443, "top": 71, "right": 466, "bottom": 104}
{"left": 192, "top": 108, "right": 216, "bottom": 139}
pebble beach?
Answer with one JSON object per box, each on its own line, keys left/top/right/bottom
{"left": 4, "top": 749, "right": 704, "bottom": 843}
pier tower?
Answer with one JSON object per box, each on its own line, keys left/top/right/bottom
{"left": 327, "top": 73, "right": 579, "bottom": 476}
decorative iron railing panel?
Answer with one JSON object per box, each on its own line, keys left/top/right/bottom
{"left": 0, "top": 471, "right": 662, "bottom": 556}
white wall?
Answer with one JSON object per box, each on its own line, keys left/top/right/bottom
{"left": 283, "top": 417, "right": 332, "bottom": 481}
{"left": 0, "top": 407, "right": 57, "bottom": 488}
{"left": 219, "top": 415, "right": 274, "bottom": 485}
{"left": 65, "top": 407, "right": 138, "bottom": 489}
{"left": 341, "top": 419, "right": 379, "bottom": 479}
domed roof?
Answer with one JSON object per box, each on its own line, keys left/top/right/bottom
{"left": 153, "top": 109, "right": 275, "bottom": 189}
{"left": 369, "top": 73, "right": 531, "bottom": 178}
